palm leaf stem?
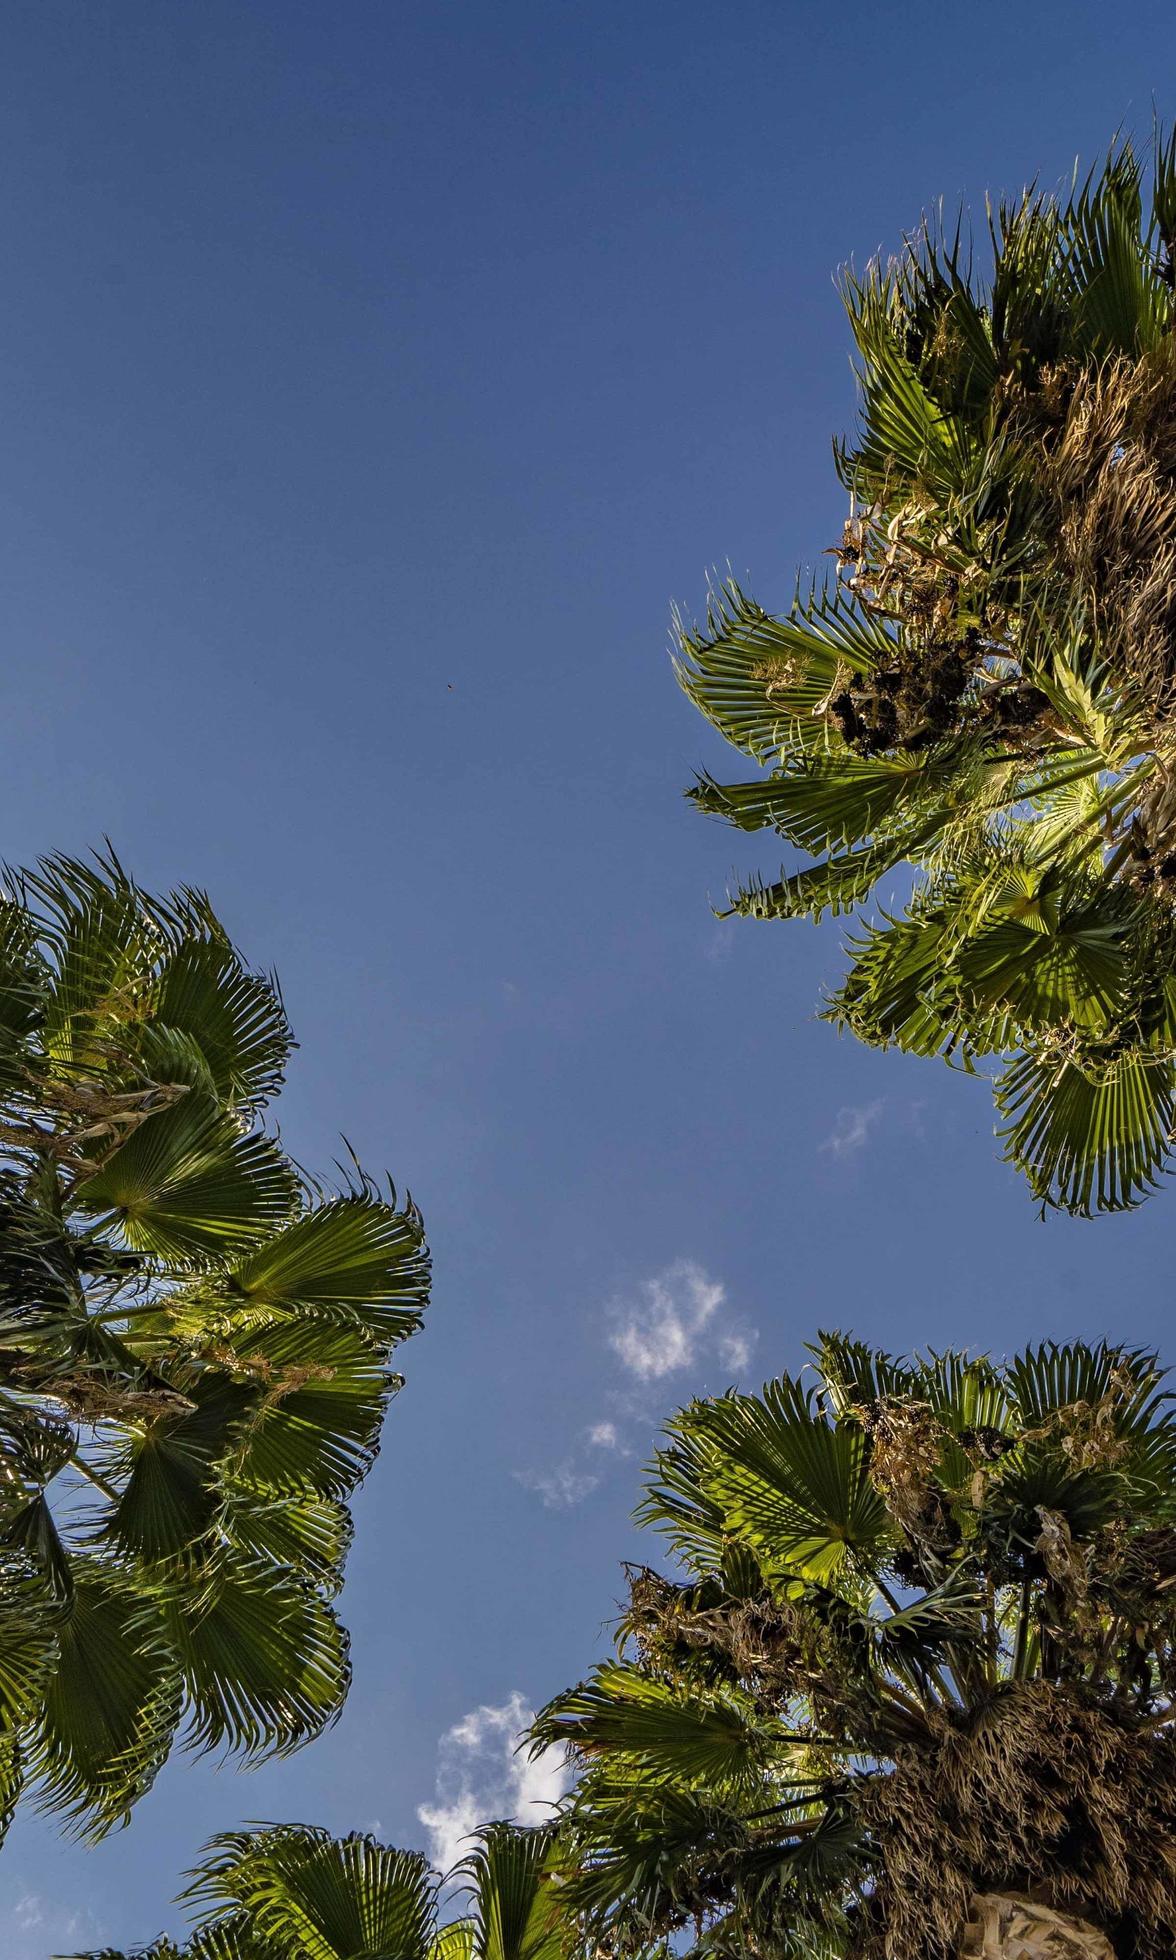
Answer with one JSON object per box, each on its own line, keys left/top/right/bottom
{"left": 70, "top": 1454, "right": 122, "bottom": 1504}
{"left": 1010, "top": 1580, "right": 1034, "bottom": 1679}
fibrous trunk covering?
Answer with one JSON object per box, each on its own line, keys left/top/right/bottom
{"left": 855, "top": 1683, "right": 1176, "bottom": 1960}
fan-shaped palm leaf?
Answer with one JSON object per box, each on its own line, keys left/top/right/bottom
{"left": 76, "top": 1820, "right": 567, "bottom": 1960}
{"left": 539, "top": 1333, "right": 1176, "bottom": 1960}
{"left": 677, "top": 133, "right": 1176, "bottom": 1211}
{"left": 0, "top": 851, "right": 431, "bottom": 1844}
{"left": 455, "top": 1821, "right": 564, "bottom": 1960}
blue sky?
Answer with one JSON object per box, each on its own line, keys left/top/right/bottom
{"left": 2, "top": 1, "right": 1175, "bottom": 1949}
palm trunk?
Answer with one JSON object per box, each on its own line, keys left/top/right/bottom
{"left": 961, "top": 1894, "right": 1115, "bottom": 1960}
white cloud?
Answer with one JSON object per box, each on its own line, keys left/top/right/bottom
{"left": 4, "top": 1889, "right": 102, "bottom": 1957}
{"left": 608, "top": 1259, "right": 751, "bottom": 1381}
{"left": 516, "top": 1265, "right": 755, "bottom": 1512}
{"left": 418, "top": 1692, "right": 573, "bottom": 1876}
{"left": 514, "top": 1461, "right": 600, "bottom": 1508}
{"left": 718, "top": 1329, "right": 754, "bottom": 1373}
{"left": 820, "top": 1099, "right": 884, "bottom": 1158}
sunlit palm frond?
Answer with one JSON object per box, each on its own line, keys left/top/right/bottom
{"left": 455, "top": 1822, "right": 564, "bottom": 1960}
{"left": 678, "top": 133, "right": 1176, "bottom": 1212}
{"left": 541, "top": 1333, "right": 1176, "bottom": 1960}
{"left": 0, "top": 851, "right": 430, "bottom": 1846}
{"left": 533, "top": 1664, "right": 785, "bottom": 1792}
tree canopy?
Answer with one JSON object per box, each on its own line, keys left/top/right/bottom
{"left": 76, "top": 1817, "right": 564, "bottom": 1960}
{"left": 535, "top": 1335, "right": 1176, "bottom": 1960}
{"left": 680, "top": 134, "right": 1176, "bottom": 1213}
{"left": 0, "top": 851, "right": 429, "bottom": 1843}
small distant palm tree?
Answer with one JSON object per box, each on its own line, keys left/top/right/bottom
{"left": 536, "top": 1335, "right": 1176, "bottom": 1960}
{"left": 679, "top": 133, "right": 1176, "bottom": 1213}
{"left": 77, "top": 1817, "right": 564, "bottom": 1960}
{"left": 0, "top": 852, "right": 430, "bottom": 1843}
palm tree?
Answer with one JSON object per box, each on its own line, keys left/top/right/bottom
{"left": 0, "top": 851, "right": 430, "bottom": 1843}
{"left": 679, "top": 133, "right": 1176, "bottom": 1213}
{"left": 534, "top": 1335, "right": 1176, "bottom": 1960}
{"left": 76, "top": 1817, "right": 564, "bottom": 1960}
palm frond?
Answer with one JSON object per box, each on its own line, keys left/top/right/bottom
{"left": 183, "top": 1824, "right": 439, "bottom": 1960}
{"left": 74, "top": 1096, "right": 300, "bottom": 1262}
{"left": 701, "top": 1383, "right": 893, "bottom": 1588}
{"left": 31, "top": 1564, "right": 181, "bottom": 1840}
{"left": 0, "top": 851, "right": 431, "bottom": 1843}
{"left": 456, "top": 1823, "right": 563, "bottom": 1960}
{"left": 995, "top": 1045, "right": 1176, "bottom": 1213}
{"left": 228, "top": 1195, "right": 429, "bottom": 1345}
{"left": 677, "top": 132, "right": 1176, "bottom": 1213}
{"left": 533, "top": 1665, "right": 782, "bottom": 1791}
{"left": 169, "top": 1560, "right": 350, "bottom": 1760}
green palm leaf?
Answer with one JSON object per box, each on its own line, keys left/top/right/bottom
{"left": 432, "top": 1923, "right": 476, "bottom": 1960}
{"left": 228, "top": 1319, "right": 399, "bottom": 1500}
{"left": 995, "top": 1045, "right": 1176, "bottom": 1213}
{"left": 222, "top": 1491, "right": 353, "bottom": 1596}
{"left": 228, "top": 1195, "right": 429, "bottom": 1344}
{"left": 72, "top": 1823, "right": 571, "bottom": 1960}
{"left": 690, "top": 749, "right": 961, "bottom": 852}
{"left": 0, "top": 852, "right": 431, "bottom": 1845}
{"left": 456, "top": 1823, "right": 563, "bottom": 1960}
{"left": 638, "top": 1406, "right": 736, "bottom": 1572}
{"left": 701, "top": 1384, "right": 893, "bottom": 1587}
{"left": 31, "top": 1564, "right": 181, "bottom": 1839}
{"left": 169, "top": 1560, "right": 350, "bottom": 1759}
{"left": 674, "top": 580, "right": 895, "bottom": 763}
{"left": 22, "top": 850, "right": 165, "bottom": 1069}
{"left": 94, "top": 1376, "right": 257, "bottom": 1566}
{"left": 151, "top": 936, "right": 291, "bottom": 1110}
{"left": 534, "top": 1665, "right": 779, "bottom": 1791}
{"left": 74, "top": 1096, "right": 299, "bottom": 1262}
{"left": 808, "top": 1332, "right": 914, "bottom": 1414}
{"left": 183, "top": 1827, "right": 438, "bottom": 1960}
{"left": 726, "top": 823, "right": 938, "bottom": 925}
{"left": 676, "top": 132, "right": 1176, "bottom": 1213}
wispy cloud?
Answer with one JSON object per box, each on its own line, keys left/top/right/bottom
{"left": 4, "top": 1888, "right": 103, "bottom": 1958}
{"left": 718, "top": 1329, "right": 753, "bottom": 1372}
{"left": 513, "top": 1461, "right": 600, "bottom": 1508}
{"left": 819, "top": 1099, "right": 884, "bottom": 1158}
{"left": 608, "top": 1259, "right": 751, "bottom": 1381}
{"left": 418, "top": 1692, "right": 572, "bottom": 1876}
{"left": 516, "top": 1261, "right": 756, "bottom": 1510}
{"left": 608, "top": 1260, "right": 723, "bottom": 1379}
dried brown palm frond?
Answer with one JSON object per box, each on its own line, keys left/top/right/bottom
{"left": 858, "top": 1683, "right": 1176, "bottom": 1960}
{"left": 1045, "top": 345, "right": 1176, "bottom": 722}
{"left": 961, "top": 1894, "right": 1115, "bottom": 1960}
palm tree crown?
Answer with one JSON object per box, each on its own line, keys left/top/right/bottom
{"left": 76, "top": 1817, "right": 564, "bottom": 1960}
{"left": 0, "top": 852, "right": 430, "bottom": 1843}
{"left": 535, "top": 1335, "right": 1176, "bottom": 1960}
{"left": 680, "top": 134, "right": 1176, "bottom": 1213}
